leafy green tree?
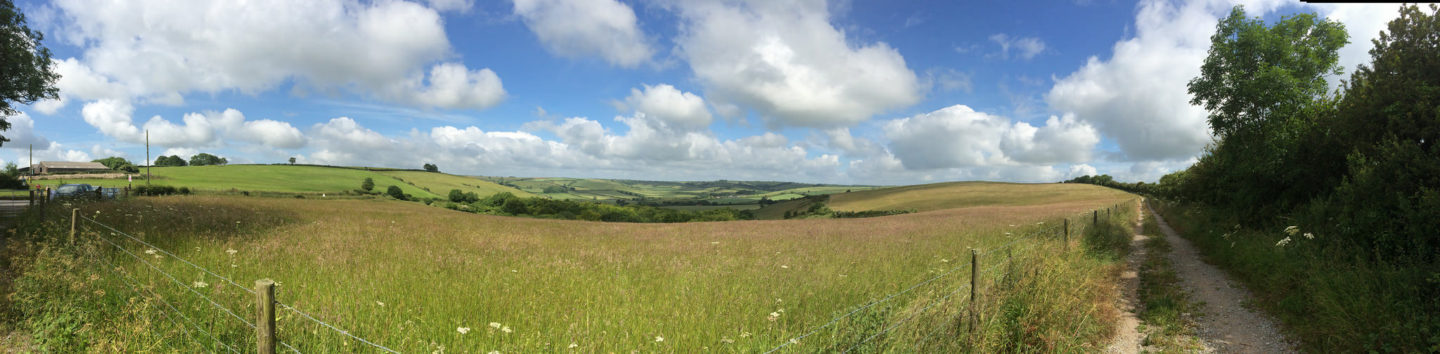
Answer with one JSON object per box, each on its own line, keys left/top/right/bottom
{"left": 0, "top": 0, "right": 60, "bottom": 147}
{"left": 448, "top": 189, "right": 479, "bottom": 203}
{"left": 361, "top": 177, "right": 375, "bottom": 192}
{"left": 1324, "top": 4, "right": 1440, "bottom": 263}
{"left": 288, "top": 157, "right": 296, "bottom": 164}
{"left": 154, "top": 155, "right": 187, "bottom": 167}
{"left": 1188, "top": 5, "right": 1348, "bottom": 138}
{"left": 188, "top": 153, "right": 228, "bottom": 166}
{"left": 385, "top": 185, "right": 406, "bottom": 200}
{"left": 501, "top": 197, "right": 529, "bottom": 215}
{"left": 423, "top": 163, "right": 438, "bottom": 172}
{"left": 1181, "top": 6, "right": 1348, "bottom": 218}
{"left": 93, "top": 157, "right": 131, "bottom": 170}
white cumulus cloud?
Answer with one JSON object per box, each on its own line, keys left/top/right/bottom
{"left": 622, "top": 84, "right": 713, "bottom": 130}
{"left": 512, "top": 0, "right": 654, "bottom": 67}
{"left": 882, "top": 105, "right": 1098, "bottom": 170}
{"left": 80, "top": 100, "right": 305, "bottom": 150}
{"left": 674, "top": 0, "right": 922, "bottom": 128}
{"left": 40, "top": 0, "right": 505, "bottom": 111}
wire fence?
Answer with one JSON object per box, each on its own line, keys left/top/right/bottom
{"left": 764, "top": 205, "right": 1127, "bottom": 352}
{"left": 69, "top": 213, "right": 398, "bottom": 353}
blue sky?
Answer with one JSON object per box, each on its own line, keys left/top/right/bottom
{"left": 4, "top": 0, "right": 1406, "bottom": 184}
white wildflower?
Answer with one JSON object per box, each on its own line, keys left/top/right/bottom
{"left": 1284, "top": 226, "right": 1299, "bottom": 236}
{"left": 489, "top": 322, "right": 502, "bottom": 329}
{"left": 710, "top": 241, "right": 720, "bottom": 245}
{"left": 740, "top": 331, "right": 752, "bottom": 338}
{"left": 226, "top": 249, "right": 237, "bottom": 255}
{"left": 144, "top": 249, "right": 157, "bottom": 255}
{"left": 568, "top": 343, "right": 578, "bottom": 349}
{"left": 940, "top": 259, "right": 949, "bottom": 263}
{"left": 501, "top": 326, "right": 512, "bottom": 334}
{"left": 780, "top": 265, "right": 789, "bottom": 269}
{"left": 768, "top": 312, "right": 779, "bottom": 321}
{"left": 192, "top": 281, "right": 209, "bottom": 288}
{"left": 655, "top": 336, "right": 664, "bottom": 342}
{"left": 721, "top": 338, "right": 734, "bottom": 344}
{"left": 487, "top": 351, "right": 499, "bottom": 354}
{"left": 376, "top": 301, "right": 385, "bottom": 307}
{"left": 1304, "top": 232, "right": 1315, "bottom": 240}
{"left": 1276, "top": 237, "right": 1292, "bottom": 248}
{"left": 457, "top": 327, "right": 470, "bottom": 334}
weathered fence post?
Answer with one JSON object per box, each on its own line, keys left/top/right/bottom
{"left": 255, "top": 279, "right": 277, "bottom": 354}
{"left": 1063, "top": 218, "right": 1070, "bottom": 252}
{"left": 69, "top": 208, "right": 78, "bottom": 246}
{"left": 1093, "top": 210, "right": 1097, "bottom": 226}
{"left": 28, "top": 189, "right": 33, "bottom": 206}
{"left": 969, "top": 249, "right": 979, "bottom": 335}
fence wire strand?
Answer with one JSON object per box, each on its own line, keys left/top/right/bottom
{"left": 275, "top": 303, "right": 400, "bottom": 353}
{"left": 77, "top": 225, "right": 240, "bottom": 353}
{"left": 768, "top": 207, "right": 1111, "bottom": 352}
{"left": 84, "top": 220, "right": 256, "bottom": 330}
{"left": 80, "top": 215, "right": 256, "bottom": 295}
{"left": 77, "top": 214, "right": 400, "bottom": 353}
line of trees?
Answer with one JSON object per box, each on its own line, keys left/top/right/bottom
{"left": 442, "top": 190, "right": 755, "bottom": 222}
{"left": 1072, "top": 6, "right": 1440, "bottom": 264}
{"left": 152, "top": 153, "right": 228, "bottom": 167}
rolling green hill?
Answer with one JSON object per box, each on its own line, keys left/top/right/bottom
{"left": 756, "top": 181, "right": 1133, "bottom": 219}
{"left": 40, "top": 164, "right": 530, "bottom": 199}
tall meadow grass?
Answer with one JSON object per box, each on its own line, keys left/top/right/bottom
{"left": 2, "top": 195, "right": 1138, "bottom": 352}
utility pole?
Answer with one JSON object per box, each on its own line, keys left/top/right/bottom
{"left": 145, "top": 130, "right": 151, "bottom": 186}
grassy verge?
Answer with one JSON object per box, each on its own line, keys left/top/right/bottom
{"left": 1134, "top": 207, "right": 1202, "bottom": 351}
{"left": 1151, "top": 200, "right": 1440, "bottom": 352}
{"left": 2, "top": 195, "right": 1138, "bottom": 352}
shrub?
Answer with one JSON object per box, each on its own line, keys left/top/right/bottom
{"left": 133, "top": 185, "right": 179, "bottom": 196}
{"left": 177, "top": 187, "right": 191, "bottom": 195}
{"left": 385, "top": 185, "right": 406, "bottom": 200}
{"left": 361, "top": 178, "right": 375, "bottom": 192}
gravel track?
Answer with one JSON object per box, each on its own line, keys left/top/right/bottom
{"left": 1144, "top": 202, "right": 1296, "bottom": 353}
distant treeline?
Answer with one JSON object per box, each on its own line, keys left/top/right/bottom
{"left": 442, "top": 191, "right": 754, "bottom": 222}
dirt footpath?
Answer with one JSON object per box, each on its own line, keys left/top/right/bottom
{"left": 1104, "top": 200, "right": 1149, "bottom": 353}
{"left": 1145, "top": 203, "right": 1295, "bottom": 353}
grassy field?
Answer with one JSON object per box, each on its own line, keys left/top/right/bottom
{"left": 3, "top": 184, "right": 1138, "bottom": 352}
{"left": 755, "top": 182, "right": 1133, "bottom": 219}
{"left": 30, "top": 165, "right": 529, "bottom": 200}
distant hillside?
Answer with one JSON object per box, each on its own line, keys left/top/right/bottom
{"left": 755, "top": 182, "right": 1134, "bottom": 219}
{"left": 479, "top": 176, "right": 873, "bottom": 204}
{"left": 43, "top": 164, "right": 531, "bottom": 199}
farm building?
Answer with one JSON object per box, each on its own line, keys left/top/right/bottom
{"left": 29, "top": 161, "right": 110, "bottom": 174}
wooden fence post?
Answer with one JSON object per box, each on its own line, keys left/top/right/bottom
{"left": 1063, "top": 218, "right": 1070, "bottom": 252}
{"left": 255, "top": 279, "right": 277, "bottom": 354}
{"left": 1093, "top": 210, "right": 1097, "bottom": 226}
{"left": 69, "top": 208, "right": 78, "bottom": 246}
{"left": 969, "top": 249, "right": 979, "bottom": 335}
{"left": 28, "top": 190, "right": 33, "bottom": 206}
